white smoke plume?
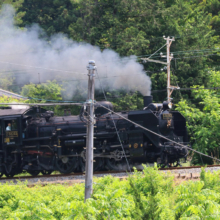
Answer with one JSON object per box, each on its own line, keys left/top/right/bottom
{"left": 0, "top": 5, "right": 151, "bottom": 100}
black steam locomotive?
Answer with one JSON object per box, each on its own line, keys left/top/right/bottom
{"left": 0, "top": 96, "right": 189, "bottom": 177}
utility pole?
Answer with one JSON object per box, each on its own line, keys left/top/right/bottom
{"left": 141, "top": 36, "right": 179, "bottom": 103}
{"left": 162, "top": 36, "right": 179, "bottom": 102}
{"left": 84, "top": 60, "right": 96, "bottom": 202}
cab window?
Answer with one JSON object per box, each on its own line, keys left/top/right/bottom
{"left": 5, "top": 120, "right": 18, "bottom": 131}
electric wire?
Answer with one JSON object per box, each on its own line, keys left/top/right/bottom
{"left": 0, "top": 88, "right": 85, "bottom": 103}
{"left": 0, "top": 60, "right": 84, "bottom": 74}
{"left": 96, "top": 102, "right": 220, "bottom": 163}
{"left": 171, "top": 48, "right": 220, "bottom": 55}
{"left": 112, "top": 51, "right": 219, "bottom": 63}
{"left": 144, "top": 48, "right": 220, "bottom": 58}
{"left": 5, "top": 73, "right": 136, "bottom": 89}
{"left": 4, "top": 77, "right": 220, "bottom": 101}
{"left": 151, "top": 86, "right": 220, "bottom": 94}
{"left": 174, "top": 54, "right": 218, "bottom": 59}
{"left": 96, "top": 69, "right": 131, "bottom": 172}
{"left": 0, "top": 47, "right": 218, "bottom": 78}
{"left": 0, "top": 102, "right": 83, "bottom": 106}
{"left": 142, "top": 52, "right": 218, "bottom": 60}
{"left": 147, "top": 43, "right": 167, "bottom": 60}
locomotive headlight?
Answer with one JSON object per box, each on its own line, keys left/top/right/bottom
{"left": 162, "top": 101, "right": 172, "bottom": 110}
{"left": 168, "top": 102, "right": 172, "bottom": 109}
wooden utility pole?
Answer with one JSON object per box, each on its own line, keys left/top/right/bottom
{"left": 84, "top": 60, "right": 96, "bottom": 202}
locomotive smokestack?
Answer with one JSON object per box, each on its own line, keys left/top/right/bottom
{"left": 144, "top": 95, "right": 153, "bottom": 107}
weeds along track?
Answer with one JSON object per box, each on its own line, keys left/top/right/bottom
{"left": 0, "top": 170, "right": 131, "bottom": 185}
{"left": 160, "top": 164, "right": 220, "bottom": 174}
{"left": 160, "top": 165, "right": 220, "bottom": 182}
{"left": 160, "top": 164, "right": 220, "bottom": 171}
{"left": 1, "top": 165, "right": 220, "bottom": 185}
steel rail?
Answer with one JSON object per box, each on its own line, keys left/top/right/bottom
{"left": 0, "top": 170, "right": 131, "bottom": 181}
{"left": 1, "top": 165, "right": 220, "bottom": 181}
{"left": 159, "top": 164, "right": 220, "bottom": 170}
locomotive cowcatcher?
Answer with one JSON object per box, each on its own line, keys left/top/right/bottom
{"left": 0, "top": 95, "right": 189, "bottom": 177}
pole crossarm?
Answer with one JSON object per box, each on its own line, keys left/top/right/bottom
{"left": 169, "top": 86, "right": 180, "bottom": 89}
{"left": 141, "top": 58, "right": 167, "bottom": 65}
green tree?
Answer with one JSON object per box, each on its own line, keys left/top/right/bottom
{"left": 21, "top": 80, "right": 82, "bottom": 115}
{"left": 1, "top": 0, "right": 220, "bottom": 104}
{"left": 0, "top": 95, "right": 23, "bottom": 106}
{"left": 0, "top": 0, "right": 25, "bottom": 25}
{"left": 21, "top": 80, "right": 62, "bottom": 102}
{"left": 18, "top": 0, "right": 79, "bottom": 36}
{"left": 176, "top": 70, "right": 220, "bottom": 164}
{"left": 104, "top": 91, "right": 143, "bottom": 112}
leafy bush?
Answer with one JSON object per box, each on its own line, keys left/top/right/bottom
{"left": 1, "top": 167, "right": 220, "bottom": 219}
{"left": 128, "top": 166, "right": 175, "bottom": 220}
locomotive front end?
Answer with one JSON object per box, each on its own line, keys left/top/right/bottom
{"left": 128, "top": 95, "right": 189, "bottom": 167}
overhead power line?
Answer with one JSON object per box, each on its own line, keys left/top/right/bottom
{"left": 151, "top": 86, "right": 220, "bottom": 93}
{"left": 0, "top": 88, "right": 85, "bottom": 103}
{"left": 0, "top": 103, "right": 83, "bottom": 106}
{"left": 0, "top": 60, "right": 85, "bottom": 74}
{"left": 111, "top": 49, "right": 219, "bottom": 62}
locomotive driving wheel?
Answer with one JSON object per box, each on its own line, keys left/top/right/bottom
{"left": 79, "top": 150, "right": 104, "bottom": 172}
{"left": 106, "top": 150, "right": 130, "bottom": 171}
{"left": 0, "top": 166, "right": 5, "bottom": 178}
{"left": 4, "top": 170, "right": 16, "bottom": 177}
{"left": 106, "top": 158, "right": 129, "bottom": 171}
{"left": 94, "top": 158, "right": 104, "bottom": 171}
{"left": 41, "top": 170, "right": 52, "bottom": 175}
{"left": 55, "top": 156, "right": 78, "bottom": 174}
{"left": 28, "top": 170, "right": 40, "bottom": 176}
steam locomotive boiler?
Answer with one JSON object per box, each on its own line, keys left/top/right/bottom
{"left": 0, "top": 96, "right": 189, "bottom": 177}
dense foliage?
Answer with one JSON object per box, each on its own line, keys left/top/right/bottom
{"left": 17, "top": 0, "right": 220, "bottom": 102}
{"left": 21, "top": 81, "right": 81, "bottom": 115}
{"left": 176, "top": 70, "right": 220, "bottom": 164}
{"left": 0, "top": 0, "right": 219, "bottom": 103}
{"left": 0, "top": 166, "right": 220, "bottom": 219}
{"left": 0, "top": 95, "right": 22, "bottom": 106}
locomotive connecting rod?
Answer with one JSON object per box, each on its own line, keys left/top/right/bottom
{"left": 84, "top": 60, "right": 96, "bottom": 202}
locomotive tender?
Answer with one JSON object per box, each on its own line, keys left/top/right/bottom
{"left": 0, "top": 96, "right": 188, "bottom": 177}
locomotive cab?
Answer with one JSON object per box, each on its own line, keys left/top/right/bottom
{"left": 0, "top": 107, "right": 47, "bottom": 147}
{"left": 0, "top": 109, "right": 26, "bottom": 148}
{"left": 3, "top": 118, "right": 21, "bottom": 146}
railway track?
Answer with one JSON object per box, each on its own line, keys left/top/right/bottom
{"left": 0, "top": 170, "right": 131, "bottom": 184}
{"left": 160, "top": 165, "right": 220, "bottom": 181}
{"left": 159, "top": 164, "right": 220, "bottom": 170}
{"left": 1, "top": 165, "right": 220, "bottom": 184}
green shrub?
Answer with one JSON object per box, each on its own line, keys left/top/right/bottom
{"left": 1, "top": 168, "right": 220, "bottom": 219}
